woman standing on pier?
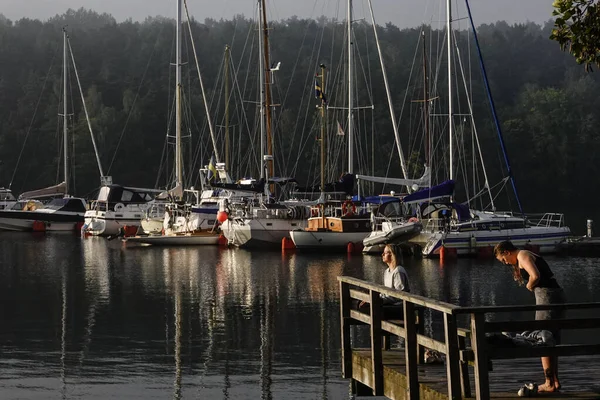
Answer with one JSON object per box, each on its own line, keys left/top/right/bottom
{"left": 493, "top": 240, "right": 566, "bottom": 393}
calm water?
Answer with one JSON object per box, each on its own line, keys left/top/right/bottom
{"left": 1, "top": 233, "right": 599, "bottom": 399}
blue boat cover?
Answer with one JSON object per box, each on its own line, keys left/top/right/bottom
{"left": 402, "top": 180, "right": 455, "bottom": 203}
{"left": 352, "top": 195, "right": 401, "bottom": 205}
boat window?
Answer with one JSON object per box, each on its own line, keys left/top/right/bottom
{"left": 121, "top": 190, "right": 134, "bottom": 202}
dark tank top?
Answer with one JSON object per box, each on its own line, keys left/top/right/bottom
{"left": 519, "top": 253, "right": 560, "bottom": 289}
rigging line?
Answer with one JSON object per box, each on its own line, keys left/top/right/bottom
{"left": 67, "top": 36, "right": 105, "bottom": 179}
{"left": 283, "top": 18, "right": 323, "bottom": 177}
{"left": 231, "top": 19, "right": 261, "bottom": 176}
{"left": 183, "top": 0, "right": 220, "bottom": 164}
{"left": 107, "top": 21, "right": 167, "bottom": 176}
{"left": 464, "top": 0, "right": 523, "bottom": 215}
{"left": 155, "top": 94, "right": 177, "bottom": 189}
{"left": 276, "top": 0, "right": 323, "bottom": 176}
{"left": 9, "top": 46, "right": 59, "bottom": 190}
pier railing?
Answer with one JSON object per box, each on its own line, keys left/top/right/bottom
{"left": 339, "top": 276, "right": 463, "bottom": 399}
{"left": 339, "top": 276, "right": 600, "bottom": 400}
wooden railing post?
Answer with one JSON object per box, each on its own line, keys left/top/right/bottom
{"left": 339, "top": 280, "right": 352, "bottom": 379}
{"left": 444, "top": 313, "right": 461, "bottom": 399}
{"left": 370, "top": 290, "right": 383, "bottom": 396}
{"left": 458, "top": 334, "right": 472, "bottom": 398}
{"left": 471, "top": 313, "right": 490, "bottom": 400}
{"left": 404, "top": 301, "right": 419, "bottom": 400}
{"left": 416, "top": 307, "right": 425, "bottom": 364}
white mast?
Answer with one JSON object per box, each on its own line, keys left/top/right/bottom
{"left": 347, "top": 0, "right": 354, "bottom": 174}
{"left": 447, "top": 0, "right": 453, "bottom": 182}
{"left": 175, "top": 0, "right": 183, "bottom": 196}
{"left": 258, "top": 0, "right": 266, "bottom": 181}
{"left": 62, "top": 29, "right": 69, "bottom": 195}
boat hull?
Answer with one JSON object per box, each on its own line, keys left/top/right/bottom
{"left": 84, "top": 210, "right": 144, "bottom": 236}
{"left": 221, "top": 217, "right": 306, "bottom": 249}
{"left": 125, "top": 232, "right": 221, "bottom": 246}
{"left": 418, "top": 226, "right": 571, "bottom": 257}
{"left": 0, "top": 210, "right": 83, "bottom": 231}
{"left": 290, "top": 230, "right": 369, "bottom": 250}
{"left": 362, "top": 221, "right": 422, "bottom": 248}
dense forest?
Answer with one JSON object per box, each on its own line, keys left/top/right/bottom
{"left": 0, "top": 8, "right": 598, "bottom": 232}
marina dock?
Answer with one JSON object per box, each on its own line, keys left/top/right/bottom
{"left": 338, "top": 276, "right": 600, "bottom": 399}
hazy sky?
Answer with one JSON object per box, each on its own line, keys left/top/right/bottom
{"left": 2, "top": 0, "right": 555, "bottom": 27}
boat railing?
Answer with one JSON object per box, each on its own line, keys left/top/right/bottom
{"left": 526, "top": 213, "right": 566, "bottom": 228}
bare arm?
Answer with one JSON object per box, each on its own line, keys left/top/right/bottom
{"left": 517, "top": 251, "right": 540, "bottom": 291}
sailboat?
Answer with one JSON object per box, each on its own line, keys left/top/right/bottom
{"left": 219, "top": 0, "right": 312, "bottom": 249}
{"left": 380, "top": 1, "right": 570, "bottom": 257}
{"left": 0, "top": 29, "right": 100, "bottom": 232}
{"left": 126, "top": 0, "right": 224, "bottom": 246}
{"left": 289, "top": 0, "right": 374, "bottom": 251}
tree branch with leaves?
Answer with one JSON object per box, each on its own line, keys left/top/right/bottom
{"left": 551, "top": 0, "right": 600, "bottom": 71}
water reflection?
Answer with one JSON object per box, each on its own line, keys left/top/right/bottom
{"left": 1, "top": 233, "right": 599, "bottom": 399}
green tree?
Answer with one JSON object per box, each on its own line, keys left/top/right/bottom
{"left": 551, "top": 0, "right": 600, "bottom": 71}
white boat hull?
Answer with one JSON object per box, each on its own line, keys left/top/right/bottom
{"left": 290, "top": 230, "right": 369, "bottom": 250}
{"left": 362, "top": 221, "right": 422, "bottom": 252}
{"left": 418, "top": 226, "right": 571, "bottom": 257}
{"left": 84, "top": 210, "right": 144, "bottom": 236}
{"left": 221, "top": 217, "right": 306, "bottom": 249}
{"left": 125, "top": 232, "right": 221, "bottom": 246}
{"left": 0, "top": 210, "right": 84, "bottom": 232}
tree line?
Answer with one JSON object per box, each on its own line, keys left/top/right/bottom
{"left": 0, "top": 8, "right": 598, "bottom": 231}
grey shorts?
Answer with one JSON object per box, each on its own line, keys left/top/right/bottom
{"left": 534, "top": 287, "right": 566, "bottom": 320}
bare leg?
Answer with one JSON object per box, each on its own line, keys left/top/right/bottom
{"left": 538, "top": 356, "right": 559, "bottom": 392}
{"left": 553, "top": 356, "right": 561, "bottom": 390}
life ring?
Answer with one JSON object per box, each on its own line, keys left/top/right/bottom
{"left": 342, "top": 200, "right": 356, "bottom": 217}
{"left": 408, "top": 217, "right": 419, "bottom": 223}
{"left": 114, "top": 203, "right": 125, "bottom": 212}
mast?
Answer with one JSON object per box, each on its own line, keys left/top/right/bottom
{"left": 62, "top": 29, "right": 69, "bottom": 195}
{"left": 225, "top": 44, "right": 230, "bottom": 171}
{"left": 347, "top": 0, "right": 354, "bottom": 174}
{"left": 422, "top": 31, "right": 431, "bottom": 169}
{"left": 318, "top": 65, "right": 327, "bottom": 198}
{"left": 258, "top": 1, "right": 265, "bottom": 181}
{"left": 175, "top": 0, "right": 183, "bottom": 197}
{"left": 261, "top": 0, "right": 274, "bottom": 185}
{"left": 446, "top": 0, "right": 453, "bottom": 182}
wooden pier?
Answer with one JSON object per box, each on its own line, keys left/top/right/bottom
{"left": 338, "top": 277, "right": 600, "bottom": 399}
{"left": 558, "top": 236, "right": 600, "bottom": 257}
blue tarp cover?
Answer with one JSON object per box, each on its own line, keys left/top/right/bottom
{"left": 402, "top": 180, "right": 455, "bottom": 203}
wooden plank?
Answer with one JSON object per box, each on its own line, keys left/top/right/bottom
{"left": 471, "top": 313, "right": 490, "bottom": 400}
{"left": 370, "top": 291, "right": 383, "bottom": 396}
{"left": 444, "top": 313, "right": 461, "bottom": 399}
{"left": 454, "top": 302, "right": 600, "bottom": 314}
{"left": 349, "top": 288, "right": 369, "bottom": 302}
{"left": 338, "top": 276, "right": 459, "bottom": 314}
{"left": 404, "top": 301, "right": 419, "bottom": 400}
{"left": 349, "top": 309, "right": 371, "bottom": 325}
{"left": 339, "top": 280, "right": 352, "bottom": 379}
{"left": 485, "top": 318, "right": 600, "bottom": 333}
{"left": 488, "top": 344, "right": 600, "bottom": 359}
{"left": 458, "top": 335, "right": 472, "bottom": 398}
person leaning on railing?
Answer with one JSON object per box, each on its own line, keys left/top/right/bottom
{"left": 356, "top": 244, "right": 410, "bottom": 319}
{"left": 494, "top": 240, "right": 566, "bottom": 393}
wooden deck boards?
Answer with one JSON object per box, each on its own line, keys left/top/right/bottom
{"left": 352, "top": 349, "right": 600, "bottom": 399}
